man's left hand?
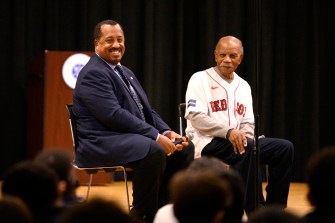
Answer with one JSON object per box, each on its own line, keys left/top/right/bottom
{"left": 165, "top": 131, "right": 189, "bottom": 152}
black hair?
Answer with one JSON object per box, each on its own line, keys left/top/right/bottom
{"left": 93, "top": 19, "right": 124, "bottom": 40}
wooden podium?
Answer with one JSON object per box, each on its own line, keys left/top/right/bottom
{"left": 27, "top": 51, "right": 113, "bottom": 184}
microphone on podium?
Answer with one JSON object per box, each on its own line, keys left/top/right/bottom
{"left": 173, "top": 133, "right": 194, "bottom": 145}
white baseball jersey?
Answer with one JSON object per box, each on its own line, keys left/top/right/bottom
{"left": 185, "top": 67, "right": 255, "bottom": 158}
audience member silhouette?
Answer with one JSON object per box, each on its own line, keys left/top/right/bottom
{"left": 301, "top": 146, "right": 335, "bottom": 223}
{"left": 186, "top": 157, "right": 245, "bottom": 223}
{"left": 248, "top": 205, "right": 301, "bottom": 223}
{"left": 34, "top": 149, "right": 83, "bottom": 206}
{"left": 153, "top": 156, "right": 245, "bottom": 223}
{"left": 170, "top": 169, "right": 233, "bottom": 223}
{"left": 57, "top": 197, "right": 135, "bottom": 223}
{"left": 1, "top": 160, "right": 66, "bottom": 223}
{"left": 0, "top": 195, "right": 34, "bottom": 223}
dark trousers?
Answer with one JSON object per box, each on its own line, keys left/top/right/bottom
{"left": 126, "top": 140, "right": 194, "bottom": 221}
{"left": 202, "top": 137, "right": 293, "bottom": 212}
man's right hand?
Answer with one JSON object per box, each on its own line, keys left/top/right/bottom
{"left": 228, "top": 130, "right": 247, "bottom": 154}
{"left": 157, "top": 134, "right": 176, "bottom": 156}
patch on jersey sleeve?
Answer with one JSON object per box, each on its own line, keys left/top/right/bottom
{"left": 187, "top": 99, "right": 196, "bottom": 107}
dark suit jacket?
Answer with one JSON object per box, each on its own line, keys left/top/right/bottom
{"left": 73, "top": 54, "right": 170, "bottom": 167}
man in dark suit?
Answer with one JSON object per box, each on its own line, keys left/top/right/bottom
{"left": 73, "top": 19, "right": 194, "bottom": 222}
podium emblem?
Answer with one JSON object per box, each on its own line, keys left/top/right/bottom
{"left": 62, "top": 53, "right": 90, "bottom": 89}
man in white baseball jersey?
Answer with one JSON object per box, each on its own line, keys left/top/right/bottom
{"left": 185, "top": 36, "right": 294, "bottom": 213}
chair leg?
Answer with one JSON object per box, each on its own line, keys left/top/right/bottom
{"left": 86, "top": 173, "right": 93, "bottom": 200}
{"left": 122, "top": 168, "right": 132, "bottom": 213}
{"left": 179, "top": 117, "right": 183, "bottom": 135}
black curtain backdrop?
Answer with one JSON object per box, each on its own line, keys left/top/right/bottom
{"left": 1, "top": 0, "right": 334, "bottom": 181}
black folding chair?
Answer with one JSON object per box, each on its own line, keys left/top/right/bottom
{"left": 65, "top": 104, "right": 132, "bottom": 212}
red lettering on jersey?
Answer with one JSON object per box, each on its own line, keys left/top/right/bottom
{"left": 236, "top": 102, "right": 245, "bottom": 115}
{"left": 210, "top": 101, "right": 221, "bottom": 112}
{"left": 210, "top": 99, "right": 227, "bottom": 112}
{"left": 220, "top": 99, "right": 227, "bottom": 110}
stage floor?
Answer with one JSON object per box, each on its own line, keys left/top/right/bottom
{"left": 76, "top": 181, "right": 313, "bottom": 217}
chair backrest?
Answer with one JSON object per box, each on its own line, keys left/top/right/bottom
{"left": 65, "top": 104, "right": 79, "bottom": 151}
{"left": 178, "top": 103, "right": 187, "bottom": 136}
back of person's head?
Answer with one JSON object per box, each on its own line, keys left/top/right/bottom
{"left": 170, "top": 169, "right": 233, "bottom": 223}
{"left": 248, "top": 205, "right": 301, "bottom": 223}
{"left": 1, "top": 160, "right": 59, "bottom": 212}
{"left": 58, "top": 197, "right": 134, "bottom": 223}
{"left": 187, "top": 156, "right": 245, "bottom": 222}
{"left": 187, "top": 156, "right": 229, "bottom": 173}
{"left": 0, "top": 196, "right": 34, "bottom": 223}
{"left": 306, "top": 146, "right": 335, "bottom": 207}
{"left": 34, "top": 149, "right": 79, "bottom": 200}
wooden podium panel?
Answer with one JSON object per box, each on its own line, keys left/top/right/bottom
{"left": 27, "top": 51, "right": 113, "bottom": 184}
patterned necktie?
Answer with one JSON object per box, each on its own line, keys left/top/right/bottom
{"left": 115, "top": 65, "right": 130, "bottom": 88}
{"left": 115, "top": 65, "right": 146, "bottom": 121}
